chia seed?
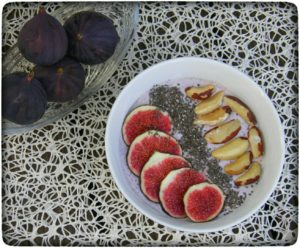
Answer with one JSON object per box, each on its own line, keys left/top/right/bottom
{"left": 149, "top": 84, "right": 246, "bottom": 214}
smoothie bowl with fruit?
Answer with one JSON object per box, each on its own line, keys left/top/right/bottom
{"left": 105, "top": 58, "right": 285, "bottom": 232}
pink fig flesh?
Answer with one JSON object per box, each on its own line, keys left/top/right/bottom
{"left": 184, "top": 183, "right": 225, "bottom": 222}
{"left": 159, "top": 168, "right": 206, "bottom": 218}
{"left": 141, "top": 152, "right": 190, "bottom": 202}
{"left": 122, "top": 105, "right": 172, "bottom": 145}
{"left": 127, "top": 130, "right": 182, "bottom": 176}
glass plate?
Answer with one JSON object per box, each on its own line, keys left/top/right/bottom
{"left": 2, "top": 2, "right": 139, "bottom": 135}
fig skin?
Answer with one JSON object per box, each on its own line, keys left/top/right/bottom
{"left": 17, "top": 7, "right": 68, "bottom": 65}
{"left": 2, "top": 72, "right": 47, "bottom": 125}
{"left": 34, "top": 57, "right": 85, "bottom": 102}
{"left": 64, "top": 11, "right": 120, "bottom": 65}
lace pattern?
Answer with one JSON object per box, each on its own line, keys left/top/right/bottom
{"left": 2, "top": 2, "right": 298, "bottom": 246}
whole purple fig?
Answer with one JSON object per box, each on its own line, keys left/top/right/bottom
{"left": 2, "top": 72, "right": 47, "bottom": 124}
{"left": 64, "top": 11, "right": 119, "bottom": 65}
{"left": 34, "top": 57, "right": 85, "bottom": 102}
{"left": 18, "top": 7, "right": 68, "bottom": 65}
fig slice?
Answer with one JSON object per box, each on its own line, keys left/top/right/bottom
{"left": 127, "top": 130, "right": 182, "bottom": 176}
{"left": 224, "top": 96, "right": 256, "bottom": 126}
{"left": 234, "top": 162, "right": 261, "bottom": 186}
{"left": 211, "top": 137, "right": 249, "bottom": 160}
{"left": 183, "top": 182, "right": 225, "bottom": 222}
{"left": 194, "top": 91, "right": 224, "bottom": 115}
{"left": 193, "top": 106, "right": 231, "bottom": 126}
{"left": 204, "top": 119, "right": 241, "bottom": 144}
{"left": 159, "top": 168, "right": 206, "bottom": 218}
{"left": 140, "top": 152, "right": 190, "bottom": 202}
{"left": 248, "top": 126, "right": 264, "bottom": 158}
{"left": 224, "top": 151, "right": 253, "bottom": 175}
{"left": 185, "top": 85, "right": 215, "bottom": 100}
{"left": 122, "top": 105, "right": 172, "bottom": 145}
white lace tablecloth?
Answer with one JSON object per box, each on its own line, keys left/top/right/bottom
{"left": 2, "top": 2, "right": 298, "bottom": 246}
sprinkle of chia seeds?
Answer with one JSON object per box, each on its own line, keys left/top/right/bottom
{"left": 149, "top": 85, "right": 246, "bottom": 213}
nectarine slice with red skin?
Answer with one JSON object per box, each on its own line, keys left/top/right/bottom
{"left": 211, "top": 137, "right": 249, "bottom": 160}
{"left": 185, "top": 85, "right": 215, "bottom": 100}
{"left": 193, "top": 106, "right": 231, "bottom": 126}
{"left": 224, "top": 95, "right": 256, "bottom": 126}
{"left": 248, "top": 126, "right": 264, "bottom": 158}
{"left": 204, "top": 119, "right": 241, "bottom": 144}
{"left": 234, "top": 162, "right": 261, "bottom": 186}
{"left": 194, "top": 91, "right": 224, "bottom": 115}
{"left": 224, "top": 151, "right": 253, "bottom": 175}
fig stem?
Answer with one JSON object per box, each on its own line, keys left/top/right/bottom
{"left": 26, "top": 72, "right": 34, "bottom": 82}
{"left": 57, "top": 67, "right": 64, "bottom": 74}
{"left": 38, "top": 7, "right": 46, "bottom": 14}
{"left": 76, "top": 33, "right": 83, "bottom": 41}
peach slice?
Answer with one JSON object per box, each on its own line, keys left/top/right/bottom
{"left": 211, "top": 137, "right": 249, "bottom": 160}
{"left": 224, "top": 96, "right": 256, "bottom": 126}
{"left": 204, "top": 119, "right": 241, "bottom": 144}
{"left": 193, "top": 106, "right": 231, "bottom": 126}
{"left": 185, "top": 85, "right": 215, "bottom": 100}
{"left": 224, "top": 151, "right": 253, "bottom": 175}
{"left": 248, "top": 126, "right": 264, "bottom": 158}
{"left": 234, "top": 162, "right": 261, "bottom": 186}
{"left": 194, "top": 91, "right": 224, "bottom": 115}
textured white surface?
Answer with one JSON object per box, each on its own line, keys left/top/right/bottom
{"left": 2, "top": 2, "right": 298, "bottom": 245}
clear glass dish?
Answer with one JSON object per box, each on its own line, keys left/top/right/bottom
{"left": 2, "top": 2, "right": 139, "bottom": 135}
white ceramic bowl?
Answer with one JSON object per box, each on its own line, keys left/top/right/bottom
{"left": 105, "top": 57, "right": 285, "bottom": 233}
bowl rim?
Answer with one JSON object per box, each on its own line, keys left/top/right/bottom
{"left": 105, "top": 57, "right": 285, "bottom": 233}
